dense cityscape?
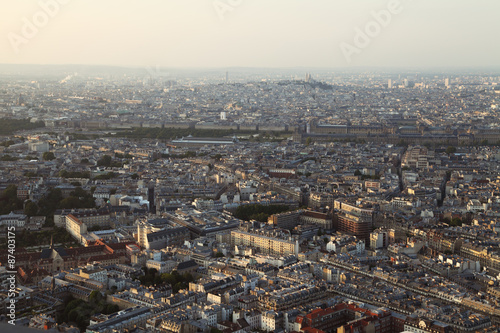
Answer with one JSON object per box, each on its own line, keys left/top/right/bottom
{"left": 0, "top": 66, "right": 498, "bottom": 333}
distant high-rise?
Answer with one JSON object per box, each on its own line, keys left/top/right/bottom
{"left": 388, "top": 79, "right": 392, "bottom": 89}
{"left": 445, "top": 78, "right": 450, "bottom": 88}
{"left": 17, "top": 94, "right": 24, "bottom": 106}
{"left": 225, "top": 71, "right": 229, "bottom": 83}
{"left": 148, "top": 183, "right": 155, "bottom": 214}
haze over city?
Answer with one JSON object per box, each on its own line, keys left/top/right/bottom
{"left": 1, "top": 0, "right": 500, "bottom": 69}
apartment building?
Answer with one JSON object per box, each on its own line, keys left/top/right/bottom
{"left": 231, "top": 229, "right": 299, "bottom": 257}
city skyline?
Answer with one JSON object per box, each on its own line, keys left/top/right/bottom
{"left": 2, "top": 2, "right": 500, "bottom": 332}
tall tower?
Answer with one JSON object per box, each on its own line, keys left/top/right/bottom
{"left": 17, "top": 94, "right": 24, "bottom": 106}
{"left": 445, "top": 78, "right": 450, "bottom": 88}
{"left": 388, "top": 79, "right": 392, "bottom": 89}
{"left": 225, "top": 71, "right": 229, "bottom": 83}
{"left": 147, "top": 183, "right": 155, "bottom": 214}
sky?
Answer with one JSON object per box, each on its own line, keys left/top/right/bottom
{"left": 1, "top": 0, "right": 499, "bottom": 69}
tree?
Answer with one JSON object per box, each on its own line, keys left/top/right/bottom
{"left": 445, "top": 146, "right": 457, "bottom": 155}
{"left": 89, "top": 290, "right": 102, "bottom": 304}
{"left": 306, "top": 137, "right": 312, "bottom": 146}
{"left": 36, "top": 188, "right": 62, "bottom": 218}
{"left": 0, "top": 155, "right": 18, "bottom": 161}
{"left": 183, "top": 273, "right": 194, "bottom": 283}
{"left": 76, "top": 313, "right": 87, "bottom": 329}
{"left": 94, "top": 172, "right": 117, "bottom": 180}
{"left": 59, "top": 197, "right": 82, "bottom": 209}
{"left": 0, "top": 185, "right": 23, "bottom": 215}
{"left": 59, "top": 170, "right": 90, "bottom": 178}
{"left": 70, "top": 187, "right": 87, "bottom": 198}
{"left": 354, "top": 169, "right": 362, "bottom": 176}
{"left": 4, "top": 185, "right": 18, "bottom": 200}
{"left": 43, "top": 152, "right": 55, "bottom": 161}
{"left": 97, "top": 155, "right": 112, "bottom": 167}
{"left": 68, "top": 309, "right": 79, "bottom": 322}
{"left": 161, "top": 273, "right": 177, "bottom": 285}
{"left": 104, "top": 304, "right": 119, "bottom": 314}
{"left": 0, "top": 118, "right": 44, "bottom": 135}
{"left": 173, "top": 282, "right": 185, "bottom": 293}
{"left": 233, "top": 204, "right": 290, "bottom": 222}
{"left": 24, "top": 201, "right": 38, "bottom": 217}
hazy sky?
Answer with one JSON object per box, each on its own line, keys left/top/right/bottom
{"left": 1, "top": 0, "right": 499, "bottom": 69}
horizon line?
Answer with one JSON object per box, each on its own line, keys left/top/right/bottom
{"left": 1, "top": 63, "right": 500, "bottom": 71}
